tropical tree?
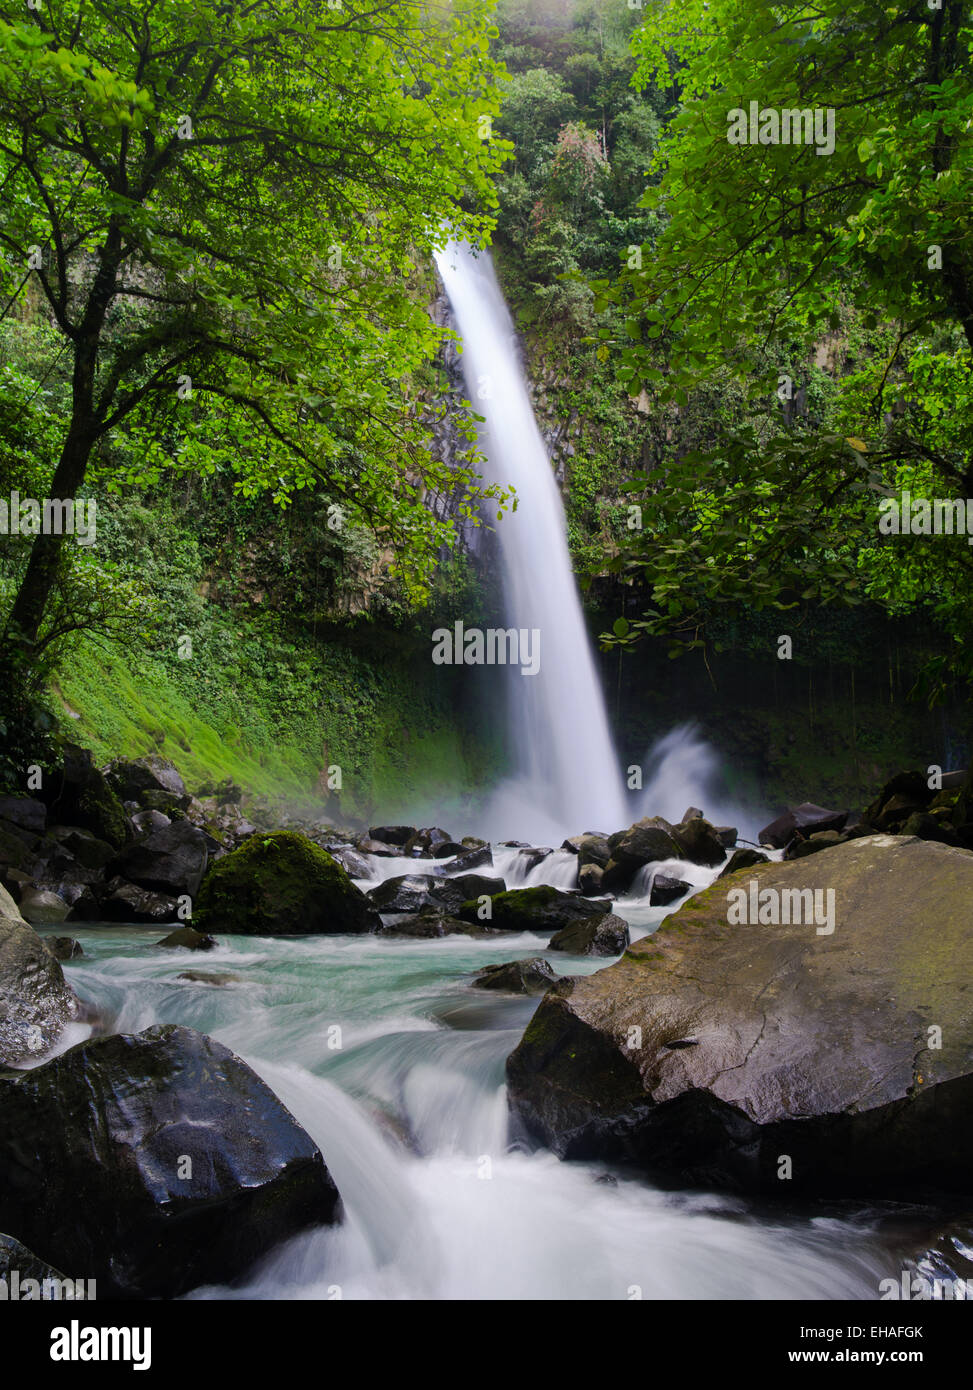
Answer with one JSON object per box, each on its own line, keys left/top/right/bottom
{"left": 0, "top": 0, "right": 509, "bottom": 652}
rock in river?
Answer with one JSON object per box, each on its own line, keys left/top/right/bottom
{"left": 458, "top": 885, "right": 611, "bottom": 933}
{"left": 0, "top": 886, "right": 83, "bottom": 1068}
{"left": 507, "top": 835, "right": 973, "bottom": 1198}
{"left": 194, "top": 830, "right": 379, "bottom": 935}
{"left": 472, "top": 957, "right": 559, "bottom": 994}
{"left": 0, "top": 1024, "right": 341, "bottom": 1298}
{"left": 549, "top": 914, "right": 630, "bottom": 957}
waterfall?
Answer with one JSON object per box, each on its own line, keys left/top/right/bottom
{"left": 434, "top": 240, "right": 628, "bottom": 843}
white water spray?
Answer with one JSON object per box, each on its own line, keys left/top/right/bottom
{"left": 435, "top": 241, "right": 627, "bottom": 842}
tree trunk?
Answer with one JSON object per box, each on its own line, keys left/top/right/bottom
{"left": 6, "top": 423, "right": 95, "bottom": 646}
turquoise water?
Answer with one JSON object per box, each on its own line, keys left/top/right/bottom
{"left": 41, "top": 910, "right": 920, "bottom": 1301}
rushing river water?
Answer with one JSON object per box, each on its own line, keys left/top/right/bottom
{"left": 39, "top": 847, "right": 949, "bottom": 1302}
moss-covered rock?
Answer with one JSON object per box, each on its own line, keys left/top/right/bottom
{"left": 41, "top": 744, "right": 131, "bottom": 850}
{"left": 194, "top": 830, "right": 379, "bottom": 935}
{"left": 459, "top": 884, "right": 611, "bottom": 932}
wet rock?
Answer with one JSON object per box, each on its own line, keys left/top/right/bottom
{"left": 47, "top": 826, "right": 116, "bottom": 871}
{"left": 718, "top": 847, "right": 770, "bottom": 878}
{"left": 0, "top": 825, "right": 31, "bottom": 873}
{"left": 448, "top": 844, "right": 493, "bottom": 873}
{"left": 355, "top": 837, "right": 401, "bottom": 857}
{"left": 507, "top": 835, "right": 973, "bottom": 1197}
{"left": 672, "top": 817, "right": 726, "bottom": 868}
{"left": 460, "top": 885, "right": 611, "bottom": 933}
{"left": 368, "top": 872, "right": 504, "bottom": 916}
{"left": 758, "top": 802, "right": 848, "bottom": 849}
{"left": 0, "top": 798, "right": 46, "bottom": 835}
{"left": 47, "top": 937, "right": 84, "bottom": 962}
{"left": 376, "top": 910, "right": 499, "bottom": 939}
{"left": 549, "top": 914, "right": 630, "bottom": 957}
{"left": 898, "top": 812, "right": 961, "bottom": 847}
{"left": 108, "top": 820, "right": 209, "bottom": 899}
{"left": 517, "top": 847, "right": 553, "bottom": 871}
{"left": 40, "top": 744, "right": 130, "bottom": 849}
{"left": 577, "top": 834, "right": 612, "bottom": 869}
{"left": 650, "top": 873, "right": 691, "bottom": 906}
{"left": 194, "top": 830, "right": 380, "bottom": 935}
{"left": 578, "top": 863, "right": 605, "bottom": 896}
{"left": 368, "top": 825, "right": 415, "bottom": 847}
{"left": 327, "top": 846, "right": 373, "bottom": 879}
{"left": 0, "top": 1233, "right": 88, "bottom": 1298}
{"left": 461, "top": 836, "right": 489, "bottom": 851}
{"left": 18, "top": 888, "right": 70, "bottom": 925}
{"left": 681, "top": 807, "right": 704, "bottom": 822}
{"left": 714, "top": 826, "right": 738, "bottom": 848}
{"left": 0, "top": 886, "right": 83, "bottom": 1067}
{"left": 403, "top": 827, "right": 454, "bottom": 855}
{"left": 105, "top": 755, "right": 187, "bottom": 803}
{"left": 472, "top": 957, "right": 558, "bottom": 995}
{"left": 131, "top": 808, "right": 172, "bottom": 835}
{"left": 157, "top": 926, "right": 217, "bottom": 950}
{"left": 177, "top": 970, "right": 242, "bottom": 986}
{"left": 602, "top": 818, "right": 683, "bottom": 892}
{"left": 99, "top": 877, "right": 178, "bottom": 924}
{"left": 785, "top": 829, "right": 844, "bottom": 859}
{"left": 0, "top": 1024, "right": 341, "bottom": 1298}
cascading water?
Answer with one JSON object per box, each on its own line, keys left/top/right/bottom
{"left": 434, "top": 240, "right": 628, "bottom": 843}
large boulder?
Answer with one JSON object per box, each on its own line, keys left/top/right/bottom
{"left": 99, "top": 877, "right": 178, "bottom": 924}
{"left": 0, "top": 886, "right": 84, "bottom": 1067}
{"left": 0, "top": 1233, "right": 90, "bottom": 1299}
{"left": 367, "top": 872, "right": 504, "bottom": 917}
{"left": 507, "top": 835, "right": 973, "bottom": 1198}
{"left": 0, "top": 798, "right": 46, "bottom": 835}
{"left": 376, "top": 910, "right": 499, "bottom": 939}
{"left": 672, "top": 816, "right": 727, "bottom": 868}
{"left": 18, "top": 888, "right": 70, "bottom": 925}
{"left": 108, "top": 820, "right": 209, "bottom": 900}
{"left": 368, "top": 825, "right": 415, "bottom": 847}
{"left": 758, "top": 802, "right": 848, "bottom": 849}
{"left": 459, "top": 885, "right": 611, "bottom": 933}
{"left": 40, "top": 744, "right": 131, "bottom": 849}
{"left": 602, "top": 817, "right": 684, "bottom": 892}
{"left": 0, "top": 1025, "right": 340, "bottom": 1298}
{"left": 549, "top": 914, "right": 630, "bottom": 957}
{"left": 105, "top": 755, "right": 187, "bottom": 804}
{"left": 194, "top": 830, "right": 379, "bottom": 935}
{"left": 472, "top": 957, "right": 559, "bottom": 995}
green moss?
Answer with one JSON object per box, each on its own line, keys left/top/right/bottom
{"left": 194, "top": 830, "right": 375, "bottom": 936}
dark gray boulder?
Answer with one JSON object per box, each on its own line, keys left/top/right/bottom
{"left": 368, "top": 872, "right": 504, "bottom": 917}
{"left": 650, "top": 873, "right": 691, "bottom": 906}
{"left": 368, "top": 825, "right": 415, "bottom": 847}
{"left": 99, "top": 877, "right": 178, "bottom": 924}
{"left": 105, "top": 755, "right": 187, "bottom": 803}
{"left": 602, "top": 817, "right": 683, "bottom": 892}
{"left": 156, "top": 927, "right": 217, "bottom": 951}
{"left": 758, "top": 802, "right": 848, "bottom": 849}
{"left": 108, "top": 820, "right": 209, "bottom": 899}
{"left": 672, "top": 817, "right": 727, "bottom": 868}
{"left": 507, "top": 835, "right": 973, "bottom": 1197}
{"left": 718, "top": 847, "right": 770, "bottom": 877}
{"left": 0, "top": 1025, "right": 341, "bottom": 1298}
{"left": 40, "top": 744, "right": 131, "bottom": 850}
{"left": 376, "top": 910, "right": 500, "bottom": 939}
{"left": 472, "top": 957, "right": 558, "bottom": 995}
{"left": 549, "top": 913, "right": 630, "bottom": 957}
{"left": 47, "top": 937, "right": 84, "bottom": 962}
{"left": 0, "top": 1233, "right": 90, "bottom": 1298}
{"left": 0, "top": 798, "right": 46, "bottom": 835}
{"left": 458, "top": 885, "right": 611, "bottom": 933}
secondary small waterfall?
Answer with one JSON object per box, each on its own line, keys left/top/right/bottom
{"left": 435, "top": 240, "right": 628, "bottom": 842}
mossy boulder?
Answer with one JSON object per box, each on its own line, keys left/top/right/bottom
{"left": 41, "top": 744, "right": 131, "bottom": 850}
{"left": 0, "top": 886, "right": 83, "bottom": 1067}
{"left": 507, "top": 835, "right": 973, "bottom": 1198}
{"left": 194, "top": 830, "right": 379, "bottom": 936}
{"left": 459, "top": 885, "right": 611, "bottom": 932}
